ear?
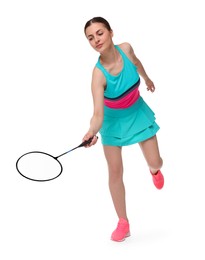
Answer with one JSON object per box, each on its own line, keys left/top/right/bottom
{"left": 110, "top": 30, "right": 114, "bottom": 37}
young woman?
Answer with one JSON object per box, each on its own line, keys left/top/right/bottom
{"left": 82, "top": 17, "right": 164, "bottom": 242}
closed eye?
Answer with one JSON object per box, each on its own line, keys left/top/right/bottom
{"left": 87, "top": 29, "right": 104, "bottom": 41}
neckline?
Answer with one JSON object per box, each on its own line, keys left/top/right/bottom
{"left": 99, "top": 45, "right": 124, "bottom": 77}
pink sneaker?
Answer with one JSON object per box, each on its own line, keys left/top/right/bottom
{"left": 111, "top": 218, "right": 130, "bottom": 242}
{"left": 151, "top": 170, "right": 164, "bottom": 189}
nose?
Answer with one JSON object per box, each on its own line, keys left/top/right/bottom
{"left": 94, "top": 36, "right": 100, "bottom": 43}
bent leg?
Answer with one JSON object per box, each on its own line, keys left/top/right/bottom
{"left": 139, "top": 135, "right": 163, "bottom": 173}
{"left": 103, "top": 145, "right": 128, "bottom": 220}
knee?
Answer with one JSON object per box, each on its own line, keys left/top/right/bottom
{"left": 148, "top": 157, "right": 163, "bottom": 171}
{"left": 108, "top": 165, "right": 123, "bottom": 183}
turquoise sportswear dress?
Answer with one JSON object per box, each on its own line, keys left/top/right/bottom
{"left": 96, "top": 45, "right": 160, "bottom": 146}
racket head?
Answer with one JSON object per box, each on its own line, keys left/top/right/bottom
{"left": 16, "top": 151, "right": 63, "bottom": 182}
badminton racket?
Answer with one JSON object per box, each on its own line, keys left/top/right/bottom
{"left": 16, "top": 137, "right": 96, "bottom": 182}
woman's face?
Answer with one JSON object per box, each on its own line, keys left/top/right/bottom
{"left": 85, "top": 22, "right": 113, "bottom": 53}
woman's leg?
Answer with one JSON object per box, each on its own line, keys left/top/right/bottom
{"left": 139, "top": 135, "right": 163, "bottom": 173}
{"left": 103, "top": 145, "right": 128, "bottom": 220}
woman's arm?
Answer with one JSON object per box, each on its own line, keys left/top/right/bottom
{"left": 120, "top": 42, "right": 155, "bottom": 92}
{"left": 83, "top": 67, "right": 105, "bottom": 146}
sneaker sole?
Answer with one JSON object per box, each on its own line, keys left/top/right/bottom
{"left": 111, "top": 232, "right": 131, "bottom": 242}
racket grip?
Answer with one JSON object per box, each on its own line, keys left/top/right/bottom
{"left": 79, "top": 136, "right": 97, "bottom": 147}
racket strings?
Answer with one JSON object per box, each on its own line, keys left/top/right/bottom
{"left": 16, "top": 137, "right": 96, "bottom": 181}
{"left": 16, "top": 152, "right": 62, "bottom": 181}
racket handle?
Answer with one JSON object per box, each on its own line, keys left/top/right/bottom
{"left": 78, "top": 136, "right": 97, "bottom": 147}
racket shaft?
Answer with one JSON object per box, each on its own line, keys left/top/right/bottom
{"left": 56, "top": 137, "right": 94, "bottom": 159}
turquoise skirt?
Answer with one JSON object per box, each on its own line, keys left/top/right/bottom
{"left": 100, "top": 96, "right": 160, "bottom": 146}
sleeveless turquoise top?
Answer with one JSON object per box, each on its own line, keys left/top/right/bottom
{"left": 95, "top": 45, "right": 141, "bottom": 117}
{"left": 96, "top": 45, "right": 140, "bottom": 99}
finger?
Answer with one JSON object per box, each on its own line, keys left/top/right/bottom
{"left": 89, "top": 135, "right": 98, "bottom": 146}
{"left": 82, "top": 136, "right": 92, "bottom": 147}
{"left": 84, "top": 135, "right": 98, "bottom": 147}
{"left": 92, "top": 135, "right": 98, "bottom": 144}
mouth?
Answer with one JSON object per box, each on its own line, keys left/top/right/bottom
{"left": 96, "top": 44, "right": 103, "bottom": 49}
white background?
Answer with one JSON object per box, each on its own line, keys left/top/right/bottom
{"left": 1, "top": 0, "right": 205, "bottom": 259}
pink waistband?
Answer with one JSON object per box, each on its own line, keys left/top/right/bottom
{"left": 104, "top": 88, "right": 140, "bottom": 109}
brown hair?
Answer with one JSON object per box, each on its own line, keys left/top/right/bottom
{"left": 84, "top": 17, "right": 112, "bottom": 34}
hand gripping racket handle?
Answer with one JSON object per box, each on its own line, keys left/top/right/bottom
{"left": 78, "top": 136, "right": 97, "bottom": 148}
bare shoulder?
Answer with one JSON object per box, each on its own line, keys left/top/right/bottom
{"left": 92, "top": 66, "right": 106, "bottom": 89}
{"left": 118, "top": 42, "right": 137, "bottom": 63}
{"left": 92, "top": 65, "right": 103, "bottom": 76}
{"left": 118, "top": 42, "right": 132, "bottom": 51}
{"left": 91, "top": 66, "right": 106, "bottom": 111}
{"left": 118, "top": 42, "right": 134, "bottom": 54}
